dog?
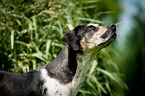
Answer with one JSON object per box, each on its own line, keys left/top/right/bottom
{"left": 0, "top": 24, "right": 116, "bottom": 96}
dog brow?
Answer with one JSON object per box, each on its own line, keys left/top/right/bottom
{"left": 87, "top": 24, "right": 99, "bottom": 27}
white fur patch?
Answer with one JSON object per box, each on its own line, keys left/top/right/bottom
{"left": 40, "top": 69, "right": 71, "bottom": 96}
{"left": 87, "top": 24, "right": 99, "bottom": 27}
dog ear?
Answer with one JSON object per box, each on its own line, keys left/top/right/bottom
{"left": 62, "top": 30, "right": 79, "bottom": 50}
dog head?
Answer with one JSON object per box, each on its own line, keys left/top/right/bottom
{"left": 62, "top": 24, "right": 116, "bottom": 52}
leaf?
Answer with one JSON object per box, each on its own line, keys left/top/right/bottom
{"left": 90, "top": 75, "right": 107, "bottom": 94}
{"left": 31, "top": 52, "right": 47, "bottom": 63}
{"left": 32, "top": 16, "right": 38, "bottom": 39}
{"left": 51, "top": 42, "right": 64, "bottom": 48}
{"left": 17, "top": 61, "right": 26, "bottom": 73}
{"left": 78, "top": 18, "right": 104, "bottom": 24}
{"left": 11, "top": 30, "right": 14, "bottom": 50}
{"left": 87, "top": 60, "right": 98, "bottom": 80}
{"left": 97, "top": 68, "right": 122, "bottom": 87}
{"left": 16, "top": 19, "right": 22, "bottom": 26}
{"left": 86, "top": 81, "right": 98, "bottom": 96}
{"left": 46, "top": 40, "right": 51, "bottom": 59}
{"left": 32, "top": 60, "right": 36, "bottom": 70}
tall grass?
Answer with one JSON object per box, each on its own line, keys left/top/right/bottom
{"left": 0, "top": 0, "right": 126, "bottom": 95}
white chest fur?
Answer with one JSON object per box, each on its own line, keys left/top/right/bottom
{"left": 40, "top": 51, "right": 98, "bottom": 96}
{"left": 40, "top": 69, "right": 72, "bottom": 96}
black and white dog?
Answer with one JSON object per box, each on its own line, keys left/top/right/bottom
{"left": 0, "top": 24, "right": 116, "bottom": 96}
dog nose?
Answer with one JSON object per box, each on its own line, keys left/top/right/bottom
{"left": 109, "top": 24, "right": 116, "bottom": 31}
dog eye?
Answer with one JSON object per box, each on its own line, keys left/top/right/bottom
{"left": 87, "top": 26, "right": 95, "bottom": 31}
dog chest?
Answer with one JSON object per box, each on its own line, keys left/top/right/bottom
{"left": 40, "top": 69, "right": 72, "bottom": 96}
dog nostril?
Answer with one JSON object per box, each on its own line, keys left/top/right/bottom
{"left": 110, "top": 24, "right": 115, "bottom": 28}
{"left": 109, "top": 24, "right": 116, "bottom": 31}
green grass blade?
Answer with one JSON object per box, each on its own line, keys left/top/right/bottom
{"left": 97, "top": 68, "right": 122, "bottom": 87}
{"left": 87, "top": 60, "right": 98, "bottom": 81}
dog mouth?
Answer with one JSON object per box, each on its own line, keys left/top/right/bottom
{"left": 97, "top": 33, "right": 116, "bottom": 47}
{"left": 97, "top": 24, "right": 117, "bottom": 47}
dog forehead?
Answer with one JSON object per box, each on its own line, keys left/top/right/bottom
{"left": 86, "top": 24, "right": 99, "bottom": 27}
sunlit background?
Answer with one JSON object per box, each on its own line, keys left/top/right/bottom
{"left": 0, "top": 0, "right": 145, "bottom": 96}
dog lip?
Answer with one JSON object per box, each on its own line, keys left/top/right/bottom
{"left": 110, "top": 32, "right": 117, "bottom": 40}
{"left": 107, "top": 32, "right": 117, "bottom": 42}
{"left": 97, "top": 32, "right": 116, "bottom": 47}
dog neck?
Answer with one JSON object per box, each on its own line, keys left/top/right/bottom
{"left": 70, "top": 47, "right": 100, "bottom": 95}
{"left": 44, "top": 45, "right": 100, "bottom": 95}
{"left": 45, "top": 45, "right": 77, "bottom": 84}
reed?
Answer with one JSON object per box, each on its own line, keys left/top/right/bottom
{"left": 0, "top": 0, "right": 125, "bottom": 95}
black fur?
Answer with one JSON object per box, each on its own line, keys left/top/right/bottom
{"left": 45, "top": 45, "right": 78, "bottom": 84}
{"left": 62, "top": 24, "right": 87, "bottom": 51}
{"left": 0, "top": 70, "right": 43, "bottom": 96}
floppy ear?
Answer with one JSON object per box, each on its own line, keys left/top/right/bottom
{"left": 62, "top": 30, "right": 79, "bottom": 50}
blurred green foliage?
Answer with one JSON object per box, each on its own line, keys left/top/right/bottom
{"left": 117, "top": 4, "right": 145, "bottom": 96}
{"left": 0, "top": 0, "right": 125, "bottom": 95}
